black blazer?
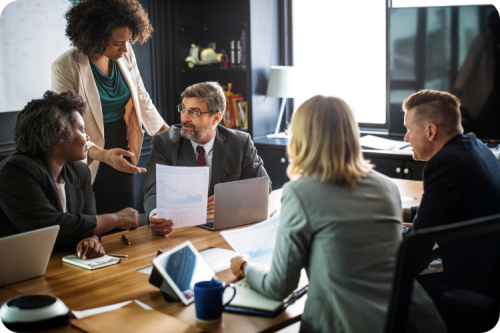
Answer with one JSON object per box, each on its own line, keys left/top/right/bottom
{"left": 0, "top": 152, "right": 97, "bottom": 247}
{"left": 143, "top": 125, "right": 271, "bottom": 218}
{"left": 407, "top": 133, "right": 500, "bottom": 295}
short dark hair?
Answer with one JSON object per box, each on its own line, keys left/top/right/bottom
{"left": 403, "top": 89, "right": 463, "bottom": 137}
{"left": 15, "top": 91, "right": 86, "bottom": 155}
{"left": 181, "top": 82, "right": 226, "bottom": 116}
{"left": 65, "top": 0, "right": 153, "bottom": 56}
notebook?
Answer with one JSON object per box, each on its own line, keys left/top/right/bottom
{"left": 223, "top": 277, "right": 308, "bottom": 317}
{"left": 62, "top": 254, "right": 120, "bottom": 270}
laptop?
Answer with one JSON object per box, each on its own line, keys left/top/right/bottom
{"left": 198, "top": 176, "right": 270, "bottom": 231}
{"left": 0, "top": 225, "right": 59, "bottom": 287}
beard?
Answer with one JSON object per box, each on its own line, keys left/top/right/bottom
{"left": 181, "top": 119, "right": 212, "bottom": 142}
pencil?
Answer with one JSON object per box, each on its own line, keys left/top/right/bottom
{"left": 107, "top": 254, "right": 128, "bottom": 258}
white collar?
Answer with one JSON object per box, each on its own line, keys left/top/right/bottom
{"left": 190, "top": 131, "right": 216, "bottom": 155}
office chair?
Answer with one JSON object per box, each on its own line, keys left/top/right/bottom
{"left": 384, "top": 213, "right": 500, "bottom": 333}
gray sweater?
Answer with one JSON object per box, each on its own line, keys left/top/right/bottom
{"left": 246, "top": 170, "right": 445, "bottom": 333}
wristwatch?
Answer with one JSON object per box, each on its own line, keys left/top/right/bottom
{"left": 239, "top": 262, "right": 247, "bottom": 278}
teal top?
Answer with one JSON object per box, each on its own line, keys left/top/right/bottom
{"left": 89, "top": 58, "right": 131, "bottom": 123}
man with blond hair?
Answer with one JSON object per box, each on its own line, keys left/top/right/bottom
{"left": 402, "top": 89, "right": 500, "bottom": 330}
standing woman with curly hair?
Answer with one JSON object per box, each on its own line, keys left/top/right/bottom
{"left": 51, "top": 0, "right": 168, "bottom": 222}
{"left": 0, "top": 91, "right": 140, "bottom": 258}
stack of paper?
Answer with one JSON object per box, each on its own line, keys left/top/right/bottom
{"left": 360, "top": 135, "right": 410, "bottom": 150}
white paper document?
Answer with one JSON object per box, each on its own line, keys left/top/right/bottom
{"left": 401, "top": 196, "right": 416, "bottom": 204}
{"left": 137, "top": 248, "right": 237, "bottom": 275}
{"left": 220, "top": 215, "right": 280, "bottom": 268}
{"left": 156, "top": 165, "right": 209, "bottom": 228}
{"left": 72, "top": 300, "right": 152, "bottom": 319}
{"left": 360, "top": 135, "right": 410, "bottom": 150}
{"left": 199, "top": 248, "right": 237, "bottom": 273}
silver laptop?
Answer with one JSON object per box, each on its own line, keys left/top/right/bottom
{"left": 0, "top": 226, "right": 59, "bottom": 287}
{"left": 198, "top": 176, "right": 269, "bottom": 231}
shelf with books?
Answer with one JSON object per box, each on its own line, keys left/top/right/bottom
{"left": 181, "top": 67, "right": 247, "bottom": 72}
{"left": 168, "top": 0, "right": 280, "bottom": 138}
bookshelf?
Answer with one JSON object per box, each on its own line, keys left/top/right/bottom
{"left": 167, "top": 0, "right": 281, "bottom": 138}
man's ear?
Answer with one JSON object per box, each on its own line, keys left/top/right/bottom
{"left": 212, "top": 112, "right": 222, "bottom": 126}
{"left": 427, "top": 123, "right": 438, "bottom": 142}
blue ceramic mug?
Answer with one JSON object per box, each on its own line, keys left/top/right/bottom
{"left": 194, "top": 280, "right": 236, "bottom": 323}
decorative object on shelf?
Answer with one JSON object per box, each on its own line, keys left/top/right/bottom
{"left": 220, "top": 49, "right": 228, "bottom": 69}
{"left": 185, "top": 43, "right": 222, "bottom": 68}
{"left": 222, "top": 83, "right": 247, "bottom": 130}
{"left": 229, "top": 40, "right": 236, "bottom": 67}
{"left": 237, "top": 101, "right": 248, "bottom": 128}
{"left": 266, "top": 66, "right": 296, "bottom": 138}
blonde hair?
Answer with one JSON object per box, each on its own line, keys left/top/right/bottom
{"left": 287, "top": 95, "right": 372, "bottom": 187}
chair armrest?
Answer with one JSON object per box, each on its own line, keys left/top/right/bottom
{"left": 442, "top": 289, "right": 497, "bottom": 311}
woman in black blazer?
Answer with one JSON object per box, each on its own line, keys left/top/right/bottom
{"left": 0, "top": 91, "right": 140, "bottom": 259}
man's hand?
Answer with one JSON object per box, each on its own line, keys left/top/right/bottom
{"left": 115, "top": 207, "right": 140, "bottom": 231}
{"left": 230, "top": 255, "right": 250, "bottom": 278}
{"left": 207, "top": 195, "right": 215, "bottom": 214}
{"left": 149, "top": 214, "right": 174, "bottom": 236}
{"left": 76, "top": 236, "right": 105, "bottom": 260}
{"left": 104, "top": 148, "right": 147, "bottom": 174}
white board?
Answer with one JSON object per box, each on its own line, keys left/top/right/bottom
{"left": 0, "top": 0, "right": 73, "bottom": 112}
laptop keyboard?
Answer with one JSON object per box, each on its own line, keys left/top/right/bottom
{"left": 205, "top": 222, "right": 214, "bottom": 229}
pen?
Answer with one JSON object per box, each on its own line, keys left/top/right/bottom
{"left": 107, "top": 254, "right": 128, "bottom": 258}
{"left": 269, "top": 209, "right": 277, "bottom": 217}
{"left": 122, "top": 234, "right": 130, "bottom": 245}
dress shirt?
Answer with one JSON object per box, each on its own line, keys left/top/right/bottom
{"left": 55, "top": 178, "right": 67, "bottom": 213}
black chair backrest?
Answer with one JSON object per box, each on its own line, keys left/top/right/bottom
{"left": 384, "top": 213, "right": 500, "bottom": 333}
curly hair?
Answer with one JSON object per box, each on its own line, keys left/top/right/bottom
{"left": 15, "top": 91, "right": 86, "bottom": 155}
{"left": 65, "top": 0, "right": 153, "bottom": 55}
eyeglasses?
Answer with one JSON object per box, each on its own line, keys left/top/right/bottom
{"left": 177, "top": 104, "right": 211, "bottom": 118}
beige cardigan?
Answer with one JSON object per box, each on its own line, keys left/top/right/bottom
{"left": 51, "top": 43, "right": 166, "bottom": 183}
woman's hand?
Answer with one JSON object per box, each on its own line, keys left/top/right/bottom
{"left": 104, "top": 148, "right": 147, "bottom": 174}
{"left": 76, "top": 236, "right": 105, "bottom": 260}
{"left": 230, "top": 255, "right": 250, "bottom": 278}
{"left": 115, "top": 207, "right": 141, "bottom": 231}
{"left": 88, "top": 146, "right": 146, "bottom": 174}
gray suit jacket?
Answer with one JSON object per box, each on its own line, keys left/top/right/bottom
{"left": 143, "top": 125, "right": 271, "bottom": 218}
{"left": 246, "top": 170, "right": 445, "bottom": 333}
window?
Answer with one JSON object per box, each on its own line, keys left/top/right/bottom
{"left": 292, "top": 0, "right": 387, "bottom": 126}
{"left": 392, "top": 0, "right": 496, "bottom": 6}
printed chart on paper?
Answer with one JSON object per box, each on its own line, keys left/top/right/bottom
{"left": 156, "top": 165, "right": 209, "bottom": 228}
{"left": 220, "top": 215, "right": 280, "bottom": 268}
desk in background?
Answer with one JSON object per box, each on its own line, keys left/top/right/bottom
{"left": 0, "top": 180, "right": 422, "bottom": 333}
{"left": 254, "top": 136, "right": 427, "bottom": 190}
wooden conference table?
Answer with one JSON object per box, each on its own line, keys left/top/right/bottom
{"left": 0, "top": 179, "right": 423, "bottom": 333}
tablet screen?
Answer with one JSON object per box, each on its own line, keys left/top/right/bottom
{"left": 156, "top": 243, "right": 215, "bottom": 303}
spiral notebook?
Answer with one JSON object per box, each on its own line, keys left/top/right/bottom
{"left": 62, "top": 255, "right": 120, "bottom": 270}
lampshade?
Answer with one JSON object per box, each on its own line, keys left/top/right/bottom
{"left": 266, "top": 66, "right": 295, "bottom": 98}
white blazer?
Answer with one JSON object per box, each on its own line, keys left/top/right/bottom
{"left": 51, "top": 43, "right": 166, "bottom": 183}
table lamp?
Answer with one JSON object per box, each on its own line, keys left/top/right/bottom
{"left": 266, "top": 66, "right": 295, "bottom": 138}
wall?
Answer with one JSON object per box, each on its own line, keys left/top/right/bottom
{"left": 0, "top": 0, "right": 160, "bottom": 214}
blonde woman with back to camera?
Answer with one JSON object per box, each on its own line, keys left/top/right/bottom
{"left": 230, "top": 95, "right": 446, "bottom": 333}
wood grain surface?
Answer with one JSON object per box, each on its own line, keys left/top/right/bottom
{"left": 1, "top": 181, "right": 421, "bottom": 333}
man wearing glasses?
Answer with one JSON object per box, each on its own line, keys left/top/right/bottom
{"left": 143, "top": 82, "right": 271, "bottom": 235}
